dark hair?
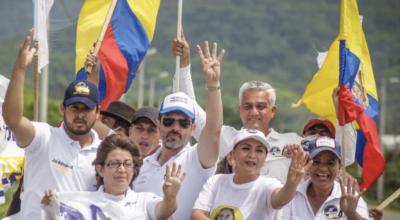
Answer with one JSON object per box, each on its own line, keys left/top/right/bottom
{"left": 215, "top": 156, "right": 233, "bottom": 174}
{"left": 92, "top": 134, "right": 142, "bottom": 188}
{"left": 111, "top": 119, "right": 131, "bottom": 136}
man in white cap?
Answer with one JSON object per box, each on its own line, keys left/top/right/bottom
{"left": 133, "top": 41, "right": 225, "bottom": 219}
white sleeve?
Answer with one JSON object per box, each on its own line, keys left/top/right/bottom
{"left": 143, "top": 192, "right": 163, "bottom": 220}
{"left": 173, "top": 65, "right": 196, "bottom": 99}
{"left": 265, "top": 178, "right": 283, "bottom": 211}
{"left": 355, "top": 197, "right": 370, "bottom": 220}
{"left": 193, "top": 175, "right": 217, "bottom": 212}
{"left": 24, "top": 122, "right": 50, "bottom": 156}
{"left": 218, "top": 126, "right": 238, "bottom": 158}
{"left": 172, "top": 65, "right": 206, "bottom": 142}
{"left": 335, "top": 121, "right": 356, "bottom": 166}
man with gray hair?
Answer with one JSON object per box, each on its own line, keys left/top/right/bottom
{"left": 172, "top": 36, "right": 300, "bottom": 183}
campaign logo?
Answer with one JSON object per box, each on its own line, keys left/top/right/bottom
{"left": 323, "top": 204, "right": 342, "bottom": 219}
{"left": 270, "top": 146, "right": 281, "bottom": 156}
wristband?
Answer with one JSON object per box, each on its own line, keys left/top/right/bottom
{"left": 206, "top": 85, "right": 220, "bottom": 91}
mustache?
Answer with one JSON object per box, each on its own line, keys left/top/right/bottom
{"left": 166, "top": 130, "right": 182, "bottom": 138}
{"left": 73, "top": 119, "right": 87, "bottom": 124}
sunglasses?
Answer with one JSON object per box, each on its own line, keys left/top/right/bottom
{"left": 162, "top": 117, "right": 192, "bottom": 128}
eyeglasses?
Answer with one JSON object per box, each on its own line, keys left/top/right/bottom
{"left": 104, "top": 160, "right": 134, "bottom": 169}
{"left": 162, "top": 117, "right": 192, "bottom": 128}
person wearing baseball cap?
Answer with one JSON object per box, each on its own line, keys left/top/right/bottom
{"left": 193, "top": 128, "right": 311, "bottom": 220}
{"left": 100, "top": 101, "right": 135, "bottom": 136}
{"left": 129, "top": 107, "right": 160, "bottom": 157}
{"left": 302, "top": 118, "right": 336, "bottom": 138}
{"left": 133, "top": 41, "right": 224, "bottom": 219}
{"left": 279, "top": 136, "right": 370, "bottom": 220}
{"left": 2, "top": 31, "right": 102, "bottom": 220}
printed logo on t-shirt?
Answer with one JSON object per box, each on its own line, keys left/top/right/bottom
{"left": 210, "top": 205, "right": 242, "bottom": 220}
{"left": 51, "top": 158, "right": 73, "bottom": 173}
{"left": 270, "top": 146, "right": 282, "bottom": 156}
{"left": 323, "top": 204, "right": 343, "bottom": 219}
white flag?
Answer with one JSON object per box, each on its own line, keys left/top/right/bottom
{"left": 33, "top": 0, "right": 54, "bottom": 72}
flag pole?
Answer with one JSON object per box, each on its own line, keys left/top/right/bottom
{"left": 174, "top": 0, "right": 183, "bottom": 92}
{"left": 33, "top": 46, "right": 39, "bottom": 121}
{"left": 376, "top": 186, "right": 400, "bottom": 210}
{"left": 86, "top": 0, "right": 118, "bottom": 73}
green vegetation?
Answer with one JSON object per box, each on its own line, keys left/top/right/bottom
{"left": 0, "top": 0, "right": 399, "bottom": 216}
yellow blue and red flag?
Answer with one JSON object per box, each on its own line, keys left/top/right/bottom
{"left": 75, "top": 0, "right": 161, "bottom": 109}
{"left": 294, "top": 0, "right": 384, "bottom": 190}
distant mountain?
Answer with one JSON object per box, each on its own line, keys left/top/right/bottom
{"left": 0, "top": 0, "right": 399, "bottom": 132}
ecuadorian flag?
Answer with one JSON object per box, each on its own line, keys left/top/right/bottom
{"left": 294, "top": 0, "right": 384, "bottom": 190}
{"left": 75, "top": 0, "right": 160, "bottom": 109}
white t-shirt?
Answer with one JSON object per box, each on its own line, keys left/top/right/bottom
{"left": 278, "top": 179, "right": 369, "bottom": 220}
{"left": 21, "top": 122, "right": 100, "bottom": 220}
{"left": 42, "top": 186, "right": 161, "bottom": 220}
{"left": 133, "top": 143, "right": 216, "bottom": 220}
{"left": 193, "top": 174, "right": 283, "bottom": 220}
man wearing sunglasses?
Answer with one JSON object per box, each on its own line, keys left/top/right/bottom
{"left": 133, "top": 41, "right": 225, "bottom": 220}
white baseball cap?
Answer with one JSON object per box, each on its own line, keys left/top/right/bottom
{"left": 159, "top": 92, "right": 195, "bottom": 119}
{"left": 233, "top": 128, "right": 269, "bottom": 150}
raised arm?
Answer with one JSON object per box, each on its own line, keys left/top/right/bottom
{"left": 172, "top": 31, "right": 206, "bottom": 142}
{"left": 271, "top": 148, "right": 311, "bottom": 209}
{"left": 2, "top": 30, "right": 36, "bottom": 147}
{"left": 155, "top": 163, "right": 185, "bottom": 220}
{"left": 84, "top": 53, "right": 110, "bottom": 140}
{"left": 196, "top": 41, "right": 225, "bottom": 168}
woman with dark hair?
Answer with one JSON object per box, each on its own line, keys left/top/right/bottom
{"left": 279, "top": 136, "right": 369, "bottom": 220}
{"left": 42, "top": 134, "right": 184, "bottom": 219}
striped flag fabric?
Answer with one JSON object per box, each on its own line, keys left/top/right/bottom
{"left": 294, "top": 0, "right": 384, "bottom": 190}
{"left": 75, "top": 0, "right": 161, "bottom": 109}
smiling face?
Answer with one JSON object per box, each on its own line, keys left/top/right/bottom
{"left": 232, "top": 138, "right": 267, "bottom": 182}
{"left": 309, "top": 151, "right": 340, "bottom": 190}
{"left": 238, "top": 89, "right": 276, "bottom": 135}
{"left": 96, "top": 148, "right": 135, "bottom": 196}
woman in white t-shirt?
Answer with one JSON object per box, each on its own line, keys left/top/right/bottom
{"left": 41, "top": 134, "right": 184, "bottom": 220}
{"left": 278, "top": 136, "right": 370, "bottom": 220}
{"left": 192, "top": 128, "right": 312, "bottom": 220}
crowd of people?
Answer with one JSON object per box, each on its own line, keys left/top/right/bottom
{"left": 0, "top": 29, "right": 384, "bottom": 220}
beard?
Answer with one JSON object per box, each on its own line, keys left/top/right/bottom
{"left": 64, "top": 116, "right": 95, "bottom": 136}
{"left": 162, "top": 130, "right": 189, "bottom": 149}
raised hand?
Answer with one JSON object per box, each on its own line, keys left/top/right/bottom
{"left": 339, "top": 173, "right": 364, "bottom": 218}
{"left": 282, "top": 144, "right": 302, "bottom": 158}
{"left": 163, "top": 163, "right": 185, "bottom": 199}
{"left": 15, "top": 29, "right": 37, "bottom": 71}
{"left": 85, "top": 52, "right": 100, "bottom": 85}
{"left": 172, "top": 30, "right": 190, "bottom": 67}
{"left": 41, "top": 189, "right": 56, "bottom": 206}
{"left": 286, "top": 149, "right": 312, "bottom": 185}
{"left": 196, "top": 41, "right": 225, "bottom": 85}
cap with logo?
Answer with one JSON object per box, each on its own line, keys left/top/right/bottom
{"left": 100, "top": 101, "right": 136, "bottom": 124}
{"left": 131, "top": 107, "right": 159, "bottom": 125}
{"left": 233, "top": 128, "right": 269, "bottom": 150}
{"left": 63, "top": 80, "right": 99, "bottom": 109}
{"left": 306, "top": 136, "right": 342, "bottom": 160}
{"left": 159, "top": 92, "right": 195, "bottom": 120}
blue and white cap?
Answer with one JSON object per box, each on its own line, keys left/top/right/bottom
{"left": 307, "top": 136, "right": 342, "bottom": 160}
{"left": 159, "top": 92, "right": 195, "bottom": 119}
